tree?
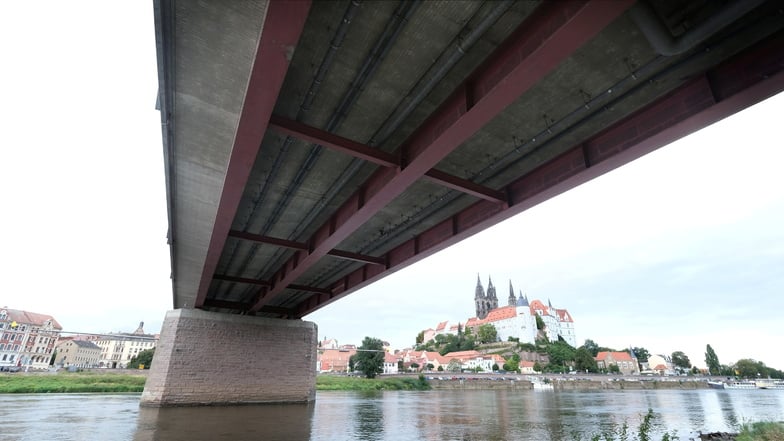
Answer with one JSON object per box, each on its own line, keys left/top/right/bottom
{"left": 492, "top": 363, "right": 499, "bottom": 371}
{"left": 735, "top": 359, "right": 764, "bottom": 378}
{"left": 503, "top": 359, "right": 519, "bottom": 373}
{"left": 415, "top": 331, "right": 424, "bottom": 345}
{"left": 410, "top": 362, "right": 420, "bottom": 372}
{"left": 354, "top": 337, "right": 385, "bottom": 378}
{"left": 631, "top": 347, "right": 650, "bottom": 362}
{"left": 535, "top": 314, "right": 545, "bottom": 330}
{"left": 547, "top": 341, "right": 576, "bottom": 367}
{"left": 533, "top": 362, "right": 542, "bottom": 373}
{"left": 446, "top": 359, "right": 462, "bottom": 372}
{"left": 127, "top": 348, "right": 155, "bottom": 369}
{"left": 477, "top": 324, "right": 498, "bottom": 344}
{"left": 426, "top": 363, "right": 434, "bottom": 371}
{"left": 437, "top": 365, "right": 444, "bottom": 372}
{"left": 575, "top": 348, "right": 598, "bottom": 373}
{"left": 608, "top": 364, "right": 620, "bottom": 374}
{"left": 581, "top": 339, "right": 600, "bottom": 357}
{"left": 705, "top": 344, "right": 721, "bottom": 375}
{"left": 671, "top": 351, "right": 691, "bottom": 372}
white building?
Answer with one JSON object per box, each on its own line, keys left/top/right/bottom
{"left": 421, "top": 278, "right": 577, "bottom": 348}
{"left": 95, "top": 322, "right": 158, "bottom": 368}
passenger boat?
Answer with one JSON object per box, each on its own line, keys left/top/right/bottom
{"left": 755, "top": 379, "right": 784, "bottom": 389}
{"left": 723, "top": 380, "right": 758, "bottom": 389}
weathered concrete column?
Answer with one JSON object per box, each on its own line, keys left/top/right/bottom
{"left": 141, "top": 309, "right": 317, "bottom": 407}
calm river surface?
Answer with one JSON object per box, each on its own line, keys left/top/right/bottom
{"left": 1, "top": 389, "right": 783, "bottom": 441}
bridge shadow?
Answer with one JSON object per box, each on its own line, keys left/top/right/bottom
{"left": 133, "top": 402, "right": 314, "bottom": 441}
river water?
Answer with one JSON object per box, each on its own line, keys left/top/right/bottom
{"left": 1, "top": 389, "right": 783, "bottom": 440}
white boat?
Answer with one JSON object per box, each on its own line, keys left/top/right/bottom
{"left": 707, "top": 379, "right": 759, "bottom": 389}
{"left": 755, "top": 379, "right": 784, "bottom": 389}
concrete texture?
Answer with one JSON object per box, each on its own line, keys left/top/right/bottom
{"left": 140, "top": 309, "right": 317, "bottom": 407}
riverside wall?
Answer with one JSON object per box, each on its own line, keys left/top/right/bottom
{"left": 427, "top": 377, "right": 709, "bottom": 390}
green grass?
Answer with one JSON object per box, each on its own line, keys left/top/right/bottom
{"left": 737, "top": 422, "right": 784, "bottom": 441}
{"left": 316, "top": 375, "right": 430, "bottom": 391}
{"left": 0, "top": 372, "right": 146, "bottom": 393}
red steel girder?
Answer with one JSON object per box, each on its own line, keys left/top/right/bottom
{"left": 228, "top": 229, "right": 385, "bottom": 265}
{"left": 269, "top": 115, "right": 506, "bottom": 202}
{"left": 213, "top": 274, "right": 270, "bottom": 286}
{"left": 250, "top": 0, "right": 634, "bottom": 312}
{"left": 293, "top": 32, "right": 784, "bottom": 317}
{"left": 269, "top": 115, "right": 399, "bottom": 168}
{"left": 193, "top": 1, "right": 311, "bottom": 309}
{"left": 203, "top": 299, "right": 293, "bottom": 316}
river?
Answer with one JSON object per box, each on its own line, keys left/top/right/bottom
{"left": 1, "top": 389, "right": 783, "bottom": 440}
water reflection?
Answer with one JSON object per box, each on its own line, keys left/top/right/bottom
{"left": 133, "top": 402, "right": 314, "bottom": 441}
{"left": 716, "top": 391, "right": 740, "bottom": 429}
{"left": 352, "top": 392, "right": 383, "bottom": 440}
{"left": 3, "top": 389, "right": 784, "bottom": 440}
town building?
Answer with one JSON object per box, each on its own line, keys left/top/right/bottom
{"left": 94, "top": 322, "right": 158, "bottom": 368}
{"left": 54, "top": 338, "right": 102, "bottom": 368}
{"left": 595, "top": 351, "right": 638, "bottom": 375}
{"left": 644, "top": 354, "right": 676, "bottom": 376}
{"left": 382, "top": 352, "right": 399, "bottom": 374}
{"left": 317, "top": 347, "right": 356, "bottom": 373}
{"left": 0, "top": 307, "right": 61, "bottom": 370}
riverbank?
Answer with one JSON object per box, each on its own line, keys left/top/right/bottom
{"left": 0, "top": 371, "right": 715, "bottom": 393}
{"left": 0, "top": 372, "right": 146, "bottom": 393}
{"left": 316, "top": 374, "right": 430, "bottom": 391}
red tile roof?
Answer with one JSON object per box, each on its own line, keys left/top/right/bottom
{"left": 596, "top": 351, "right": 634, "bottom": 362}
{"left": 555, "top": 308, "right": 573, "bottom": 322}
{"left": 435, "top": 321, "right": 448, "bottom": 331}
{"left": 528, "top": 299, "right": 549, "bottom": 316}
{"left": 2, "top": 308, "right": 62, "bottom": 329}
{"left": 484, "top": 306, "right": 517, "bottom": 322}
{"left": 443, "top": 350, "right": 482, "bottom": 361}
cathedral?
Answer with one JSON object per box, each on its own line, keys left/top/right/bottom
{"left": 469, "top": 274, "right": 576, "bottom": 346}
{"left": 423, "top": 275, "right": 576, "bottom": 346}
{"left": 474, "top": 274, "right": 530, "bottom": 319}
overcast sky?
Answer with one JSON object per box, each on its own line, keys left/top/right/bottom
{"left": 2, "top": 3, "right": 782, "bottom": 370}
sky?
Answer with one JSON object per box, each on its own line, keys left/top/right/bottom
{"left": 2, "top": 3, "right": 782, "bottom": 370}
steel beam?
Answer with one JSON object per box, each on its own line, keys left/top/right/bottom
{"left": 250, "top": 0, "right": 634, "bottom": 312}
{"left": 293, "top": 32, "right": 784, "bottom": 317}
{"left": 228, "top": 229, "right": 385, "bottom": 265}
{"left": 193, "top": 1, "right": 311, "bottom": 309}
{"left": 269, "top": 115, "right": 399, "bottom": 168}
{"left": 213, "top": 274, "right": 270, "bottom": 286}
{"left": 270, "top": 114, "right": 506, "bottom": 202}
{"left": 203, "top": 299, "right": 294, "bottom": 316}
{"left": 423, "top": 169, "right": 507, "bottom": 203}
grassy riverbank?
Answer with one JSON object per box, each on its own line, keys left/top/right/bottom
{"left": 0, "top": 372, "right": 146, "bottom": 393}
{"left": 316, "top": 374, "right": 430, "bottom": 391}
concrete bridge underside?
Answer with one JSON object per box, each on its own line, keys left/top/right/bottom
{"left": 142, "top": 0, "right": 784, "bottom": 406}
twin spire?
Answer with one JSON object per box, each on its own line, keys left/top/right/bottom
{"left": 475, "top": 274, "right": 529, "bottom": 318}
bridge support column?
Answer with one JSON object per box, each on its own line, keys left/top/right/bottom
{"left": 140, "top": 309, "right": 317, "bottom": 407}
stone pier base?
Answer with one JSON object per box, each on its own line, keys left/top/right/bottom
{"left": 140, "top": 309, "right": 317, "bottom": 407}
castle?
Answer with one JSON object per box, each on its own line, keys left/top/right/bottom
{"left": 423, "top": 275, "right": 577, "bottom": 347}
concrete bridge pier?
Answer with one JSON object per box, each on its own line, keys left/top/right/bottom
{"left": 140, "top": 309, "right": 317, "bottom": 407}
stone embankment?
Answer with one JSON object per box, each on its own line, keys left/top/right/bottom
{"left": 427, "top": 376, "right": 709, "bottom": 390}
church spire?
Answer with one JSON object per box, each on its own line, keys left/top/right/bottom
{"left": 487, "top": 276, "right": 497, "bottom": 299}
{"left": 475, "top": 274, "right": 485, "bottom": 299}
{"left": 508, "top": 280, "right": 516, "bottom": 306}
{"left": 517, "top": 289, "right": 529, "bottom": 307}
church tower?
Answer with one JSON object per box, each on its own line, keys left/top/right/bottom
{"left": 508, "top": 280, "right": 516, "bottom": 306}
{"left": 474, "top": 274, "right": 487, "bottom": 319}
{"left": 475, "top": 275, "right": 499, "bottom": 319}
